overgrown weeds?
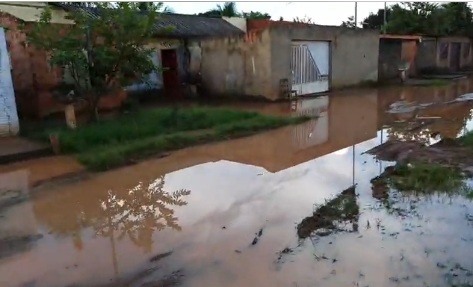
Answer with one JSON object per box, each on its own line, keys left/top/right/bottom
{"left": 373, "top": 162, "right": 473, "bottom": 199}
{"left": 297, "top": 186, "right": 359, "bottom": 239}
{"left": 460, "top": 131, "right": 473, "bottom": 147}
{"left": 24, "top": 106, "right": 309, "bottom": 171}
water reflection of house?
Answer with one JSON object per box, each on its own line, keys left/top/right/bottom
{"left": 291, "top": 97, "right": 329, "bottom": 149}
{"left": 204, "top": 93, "right": 378, "bottom": 172}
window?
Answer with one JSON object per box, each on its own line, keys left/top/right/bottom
{"left": 440, "top": 42, "right": 449, "bottom": 60}
{"left": 463, "top": 42, "right": 470, "bottom": 58}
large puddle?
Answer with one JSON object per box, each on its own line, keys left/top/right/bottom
{"left": 2, "top": 79, "right": 473, "bottom": 287}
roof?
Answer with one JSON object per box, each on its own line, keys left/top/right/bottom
{"left": 379, "top": 34, "right": 423, "bottom": 41}
{"left": 154, "top": 13, "right": 245, "bottom": 38}
{"left": 49, "top": 3, "right": 245, "bottom": 39}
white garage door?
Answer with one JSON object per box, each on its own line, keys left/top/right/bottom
{"left": 0, "top": 27, "right": 19, "bottom": 137}
{"left": 291, "top": 41, "right": 330, "bottom": 96}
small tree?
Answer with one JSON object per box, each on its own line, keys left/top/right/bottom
{"left": 242, "top": 11, "right": 271, "bottom": 20}
{"left": 25, "top": 2, "right": 166, "bottom": 121}
{"left": 293, "top": 16, "right": 313, "bottom": 24}
{"left": 199, "top": 2, "right": 240, "bottom": 17}
{"left": 341, "top": 16, "right": 356, "bottom": 28}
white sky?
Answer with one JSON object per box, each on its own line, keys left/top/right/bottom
{"left": 164, "top": 1, "right": 389, "bottom": 26}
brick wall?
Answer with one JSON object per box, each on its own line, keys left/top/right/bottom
{"left": 0, "top": 12, "right": 126, "bottom": 119}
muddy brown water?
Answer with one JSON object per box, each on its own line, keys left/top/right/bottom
{"left": 2, "top": 79, "right": 473, "bottom": 287}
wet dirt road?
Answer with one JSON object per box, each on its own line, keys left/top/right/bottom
{"left": 2, "top": 79, "right": 473, "bottom": 287}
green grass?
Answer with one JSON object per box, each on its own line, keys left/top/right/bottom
{"left": 297, "top": 186, "right": 358, "bottom": 239}
{"left": 466, "top": 190, "right": 473, "bottom": 199}
{"left": 460, "top": 131, "right": 473, "bottom": 147}
{"left": 25, "top": 106, "right": 309, "bottom": 171}
{"left": 411, "top": 79, "right": 450, "bottom": 87}
{"left": 387, "top": 162, "right": 470, "bottom": 195}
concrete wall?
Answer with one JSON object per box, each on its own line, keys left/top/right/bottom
{"left": 415, "top": 38, "right": 437, "bottom": 73}
{"left": 200, "top": 30, "right": 272, "bottom": 98}
{"left": 436, "top": 37, "right": 473, "bottom": 71}
{"left": 270, "top": 25, "right": 379, "bottom": 97}
{"left": 222, "top": 17, "right": 247, "bottom": 33}
{"left": 401, "top": 40, "right": 418, "bottom": 76}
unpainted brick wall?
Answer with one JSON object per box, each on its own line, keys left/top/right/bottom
{"left": 0, "top": 13, "right": 125, "bottom": 118}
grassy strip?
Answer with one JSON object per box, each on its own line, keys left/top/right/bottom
{"left": 381, "top": 162, "right": 473, "bottom": 199}
{"left": 78, "top": 116, "right": 307, "bottom": 171}
{"left": 24, "top": 107, "right": 265, "bottom": 153}
{"left": 460, "top": 131, "right": 473, "bottom": 147}
{"left": 389, "top": 163, "right": 466, "bottom": 193}
{"left": 410, "top": 79, "right": 450, "bottom": 87}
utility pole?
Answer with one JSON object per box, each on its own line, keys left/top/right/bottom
{"left": 383, "top": 2, "right": 387, "bottom": 34}
{"left": 354, "top": 2, "right": 358, "bottom": 28}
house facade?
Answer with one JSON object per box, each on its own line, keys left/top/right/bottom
{"left": 0, "top": 2, "right": 244, "bottom": 119}
{"left": 378, "top": 34, "right": 422, "bottom": 80}
{"left": 378, "top": 34, "right": 473, "bottom": 81}
{"left": 199, "top": 19, "right": 380, "bottom": 100}
{"left": 417, "top": 36, "right": 473, "bottom": 73}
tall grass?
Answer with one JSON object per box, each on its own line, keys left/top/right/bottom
{"left": 25, "top": 106, "right": 309, "bottom": 171}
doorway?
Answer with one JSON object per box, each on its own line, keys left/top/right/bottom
{"left": 450, "top": 42, "right": 461, "bottom": 71}
{"left": 161, "top": 49, "right": 180, "bottom": 96}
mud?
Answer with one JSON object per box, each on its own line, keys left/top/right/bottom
{"left": 297, "top": 185, "right": 359, "bottom": 239}
{"left": 366, "top": 139, "right": 473, "bottom": 172}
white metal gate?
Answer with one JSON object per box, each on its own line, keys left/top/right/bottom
{"left": 291, "top": 41, "right": 330, "bottom": 96}
{"left": 0, "top": 27, "right": 19, "bottom": 136}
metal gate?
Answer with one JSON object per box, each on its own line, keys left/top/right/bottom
{"left": 0, "top": 27, "right": 19, "bottom": 136}
{"left": 291, "top": 41, "right": 330, "bottom": 96}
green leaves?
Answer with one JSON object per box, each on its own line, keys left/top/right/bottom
{"left": 364, "top": 2, "right": 473, "bottom": 37}
{"left": 25, "top": 2, "right": 165, "bottom": 114}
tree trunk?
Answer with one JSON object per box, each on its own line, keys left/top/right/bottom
{"left": 87, "top": 92, "right": 101, "bottom": 122}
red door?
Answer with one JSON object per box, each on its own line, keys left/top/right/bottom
{"left": 161, "top": 49, "right": 180, "bottom": 95}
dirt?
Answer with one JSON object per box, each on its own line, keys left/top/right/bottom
{"left": 297, "top": 185, "right": 359, "bottom": 239}
{"left": 365, "top": 139, "right": 473, "bottom": 172}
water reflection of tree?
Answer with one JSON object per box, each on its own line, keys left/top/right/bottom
{"left": 34, "top": 175, "right": 191, "bottom": 253}
{"left": 93, "top": 176, "right": 190, "bottom": 253}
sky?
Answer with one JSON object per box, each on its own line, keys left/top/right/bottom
{"left": 164, "top": 1, "right": 389, "bottom": 26}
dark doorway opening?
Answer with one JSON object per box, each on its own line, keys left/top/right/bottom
{"left": 161, "top": 49, "right": 181, "bottom": 97}
{"left": 450, "top": 42, "right": 461, "bottom": 72}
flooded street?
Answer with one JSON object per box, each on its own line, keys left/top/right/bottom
{"left": 2, "top": 79, "right": 473, "bottom": 287}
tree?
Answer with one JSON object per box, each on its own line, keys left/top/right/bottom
{"left": 242, "top": 11, "right": 271, "bottom": 19}
{"left": 440, "top": 2, "right": 473, "bottom": 36}
{"left": 26, "top": 3, "right": 165, "bottom": 121}
{"left": 199, "top": 2, "right": 240, "bottom": 17}
{"left": 362, "top": 8, "right": 391, "bottom": 30}
{"left": 293, "top": 16, "right": 313, "bottom": 24}
{"left": 137, "top": 1, "right": 174, "bottom": 13}
{"left": 218, "top": 2, "right": 239, "bottom": 17}
{"left": 341, "top": 16, "right": 356, "bottom": 28}
{"left": 367, "top": 2, "right": 473, "bottom": 37}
